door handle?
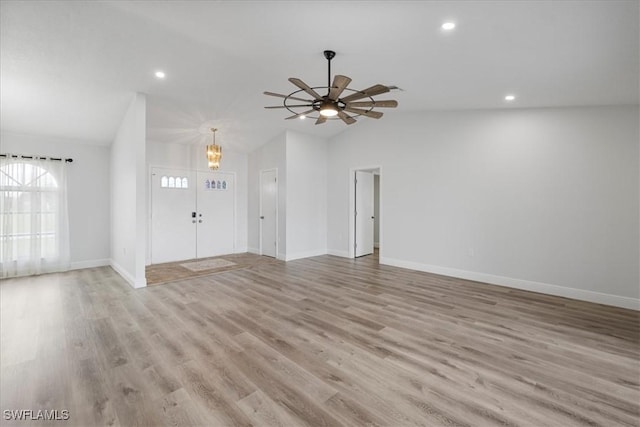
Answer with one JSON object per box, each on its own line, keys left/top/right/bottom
{"left": 260, "top": 216, "right": 264, "bottom": 219}
{"left": 198, "top": 220, "right": 202, "bottom": 223}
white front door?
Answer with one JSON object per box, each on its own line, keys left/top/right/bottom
{"left": 196, "top": 171, "right": 235, "bottom": 258}
{"left": 355, "top": 170, "right": 374, "bottom": 257}
{"left": 151, "top": 168, "right": 196, "bottom": 264}
{"left": 260, "top": 169, "right": 277, "bottom": 257}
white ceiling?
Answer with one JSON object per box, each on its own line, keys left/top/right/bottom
{"left": 1, "top": 0, "right": 638, "bottom": 151}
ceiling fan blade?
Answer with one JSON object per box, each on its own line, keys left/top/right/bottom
{"left": 340, "top": 84, "right": 390, "bottom": 103}
{"left": 315, "top": 116, "right": 327, "bottom": 125}
{"left": 289, "top": 78, "right": 323, "bottom": 100}
{"left": 346, "top": 100, "right": 398, "bottom": 108}
{"left": 264, "top": 91, "right": 313, "bottom": 103}
{"left": 329, "top": 75, "right": 352, "bottom": 101}
{"left": 285, "top": 109, "right": 316, "bottom": 120}
{"left": 264, "top": 104, "right": 313, "bottom": 109}
{"left": 343, "top": 106, "right": 383, "bottom": 119}
{"left": 337, "top": 111, "right": 356, "bottom": 125}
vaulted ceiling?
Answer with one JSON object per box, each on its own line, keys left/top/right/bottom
{"left": 1, "top": 1, "right": 638, "bottom": 151}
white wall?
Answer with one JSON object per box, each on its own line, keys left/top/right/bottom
{"left": 0, "top": 131, "right": 111, "bottom": 269}
{"left": 110, "top": 93, "right": 146, "bottom": 288}
{"left": 285, "top": 131, "right": 328, "bottom": 260}
{"left": 247, "top": 130, "right": 329, "bottom": 261}
{"left": 328, "top": 105, "right": 639, "bottom": 309}
{"left": 146, "top": 140, "right": 249, "bottom": 260}
{"left": 248, "top": 132, "right": 287, "bottom": 257}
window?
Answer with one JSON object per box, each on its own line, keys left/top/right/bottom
{"left": 203, "top": 177, "right": 229, "bottom": 191}
{"left": 0, "top": 159, "right": 70, "bottom": 277}
{"left": 160, "top": 175, "right": 189, "bottom": 189}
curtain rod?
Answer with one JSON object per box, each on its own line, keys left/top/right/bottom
{"left": 0, "top": 153, "right": 73, "bottom": 163}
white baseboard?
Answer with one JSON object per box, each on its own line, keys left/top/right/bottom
{"left": 277, "top": 252, "right": 287, "bottom": 261}
{"left": 110, "top": 259, "right": 146, "bottom": 289}
{"left": 285, "top": 249, "right": 327, "bottom": 262}
{"left": 70, "top": 258, "right": 110, "bottom": 270}
{"left": 327, "top": 249, "right": 350, "bottom": 258}
{"left": 135, "top": 274, "right": 147, "bottom": 288}
{"left": 380, "top": 257, "right": 639, "bottom": 311}
{"left": 234, "top": 246, "right": 248, "bottom": 253}
{"left": 247, "top": 247, "right": 260, "bottom": 255}
{"left": 374, "top": 242, "right": 380, "bottom": 249}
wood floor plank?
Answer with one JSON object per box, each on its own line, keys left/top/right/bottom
{"left": 228, "top": 346, "right": 343, "bottom": 427}
{"left": 237, "top": 389, "right": 301, "bottom": 427}
{"left": 236, "top": 309, "right": 430, "bottom": 425}
{"left": 154, "top": 387, "right": 210, "bottom": 427}
{"left": 175, "top": 359, "right": 254, "bottom": 426}
{"left": 0, "top": 361, "right": 37, "bottom": 423}
{"left": 67, "top": 357, "right": 120, "bottom": 426}
{"left": 105, "top": 362, "right": 165, "bottom": 427}
{"left": 1, "top": 252, "right": 638, "bottom": 426}
{"left": 234, "top": 332, "right": 338, "bottom": 402}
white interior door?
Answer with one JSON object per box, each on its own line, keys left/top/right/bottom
{"left": 151, "top": 168, "right": 196, "bottom": 263}
{"left": 196, "top": 171, "right": 235, "bottom": 258}
{"left": 260, "top": 169, "right": 277, "bottom": 257}
{"left": 355, "top": 170, "right": 374, "bottom": 257}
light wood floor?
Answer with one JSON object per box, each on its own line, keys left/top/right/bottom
{"left": 1, "top": 253, "right": 639, "bottom": 426}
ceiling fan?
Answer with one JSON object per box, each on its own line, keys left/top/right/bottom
{"left": 264, "top": 50, "right": 398, "bottom": 125}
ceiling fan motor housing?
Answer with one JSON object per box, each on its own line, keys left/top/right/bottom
{"left": 324, "top": 50, "right": 336, "bottom": 60}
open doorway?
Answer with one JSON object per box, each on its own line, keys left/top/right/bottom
{"left": 349, "top": 166, "right": 381, "bottom": 259}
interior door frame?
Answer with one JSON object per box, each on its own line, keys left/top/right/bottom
{"left": 148, "top": 165, "right": 237, "bottom": 264}
{"left": 259, "top": 168, "right": 278, "bottom": 258}
{"left": 348, "top": 165, "right": 382, "bottom": 259}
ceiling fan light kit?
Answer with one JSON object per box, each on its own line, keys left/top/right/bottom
{"left": 319, "top": 100, "right": 339, "bottom": 117}
{"left": 264, "top": 50, "right": 398, "bottom": 125}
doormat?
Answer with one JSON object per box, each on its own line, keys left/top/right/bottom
{"left": 180, "top": 258, "right": 236, "bottom": 272}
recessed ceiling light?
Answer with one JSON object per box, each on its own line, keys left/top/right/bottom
{"left": 505, "top": 95, "right": 516, "bottom": 101}
{"left": 155, "top": 70, "right": 166, "bottom": 79}
{"left": 299, "top": 115, "right": 306, "bottom": 120}
{"left": 441, "top": 22, "right": 456, "bottom": 31}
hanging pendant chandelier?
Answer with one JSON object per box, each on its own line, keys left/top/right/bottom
{"left": 206, "top": 128, "right": 222, "bottom": 170}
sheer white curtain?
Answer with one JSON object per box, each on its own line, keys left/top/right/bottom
{"left": 0, "top": 157, "right": 70, "bottom": 277}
